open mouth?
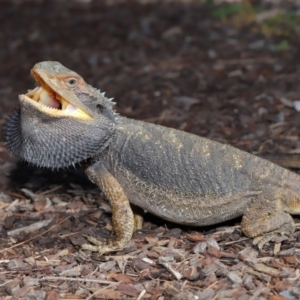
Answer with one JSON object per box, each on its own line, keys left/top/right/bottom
{"left": 26, "top": 86, "right": 67, "bottom": 110}
{"left": 20, "top": 79, "right": 91, "bottom": 120}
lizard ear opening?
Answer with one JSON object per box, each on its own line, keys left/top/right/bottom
{"left": 96, "top": 104, "right": 104, "bottom": 113}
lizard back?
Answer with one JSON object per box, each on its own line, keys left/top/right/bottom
{"left": 105, "top": 118, "right": 300, "bottom": 226}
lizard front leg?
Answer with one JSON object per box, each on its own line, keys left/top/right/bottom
{"left": 82, "top": 162, "right": 134, "bottom": 255}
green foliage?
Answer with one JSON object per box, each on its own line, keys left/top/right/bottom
{"left": 209, "top": 0, "right": 256, "bottom": 23}
{"left": 275, "top": 39, "right": 289, "bottom": 51}
{"left": 209, "top": 1, "right": 300, "bottom": 40}
{"left": 204, "top": 0, "right": 214, "bottom": 9}
{"left": 261, "top": 12, "right": 300, "bottom": 38}
{"left": 211, "top": 4, "right": 244, "bottom": 19}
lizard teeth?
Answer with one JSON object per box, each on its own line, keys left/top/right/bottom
{"left": 27, "top": 86, "right": 42, "bottom": 101}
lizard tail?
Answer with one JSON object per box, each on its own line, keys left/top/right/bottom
{"left": 259, "top": 153, "right": 300, "bottom": 169}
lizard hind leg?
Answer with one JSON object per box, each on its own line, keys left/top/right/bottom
{"left": 241, "top": 192, "right": 295, "bottom": 250}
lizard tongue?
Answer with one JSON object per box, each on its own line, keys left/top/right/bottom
{"left": 39, "top": 89, "right": 61, "bottom": 109}
{"left": 64, "top": 103, "right": 77, "bottom": 112}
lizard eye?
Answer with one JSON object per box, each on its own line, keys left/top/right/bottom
{"left": 66, "top": 78, "right": 78, "bottom": 87}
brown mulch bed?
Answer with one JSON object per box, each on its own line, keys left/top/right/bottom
{"left": 1, "top": 0, "right": 300, "bottom": 299}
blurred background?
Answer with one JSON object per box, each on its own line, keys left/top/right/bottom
{"left": 1, "top": 0, "right": 300, "bottom": 186}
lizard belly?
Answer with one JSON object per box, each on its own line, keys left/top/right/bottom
{"left": 115, "top": 168, "right": 260, "bottom": 226}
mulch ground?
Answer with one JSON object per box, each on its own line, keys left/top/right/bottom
{"left": 1, "top": 0, "right": 300, "bottom": 299}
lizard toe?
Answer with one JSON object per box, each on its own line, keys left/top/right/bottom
{"left": 81, "top": 235, "right": 123, "bottom": 254}
{"left": 253, "top": 232, "right": 277, "bottom": 250}
{"left": 252, "top": 221, "right": 295, "bottom": 250}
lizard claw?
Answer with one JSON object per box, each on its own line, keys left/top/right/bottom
{"left": 252, "top": 233, "right": 277, "bottom": 250}
{"left": 253, "top": 228, "right": 292, "bottom": 250}
{"left": 81, "top": 236, "right": 122, "bottom": 255}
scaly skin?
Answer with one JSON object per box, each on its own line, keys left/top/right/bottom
{"left": 259, "top": 153, "right": 300, "bottom": 169}
{"left": 6, "top": 61, "right": 300, "bottom": 254}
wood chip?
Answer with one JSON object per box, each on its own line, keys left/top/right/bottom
{"left": 253, "top": 263, "right": 280, "bottom": 277}
{"left": 7, "top": 219, "right": 52, "bottom": 237}
{"left": 158, "top": 257, "right": 183, "bottom": 280}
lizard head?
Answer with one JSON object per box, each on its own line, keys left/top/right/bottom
{"left": 6, "top": 61, "right": 116, "bottom": 169}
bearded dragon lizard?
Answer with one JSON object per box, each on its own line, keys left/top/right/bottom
{"left": 6, "top": 61, "right": 300, "bottom": 254}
